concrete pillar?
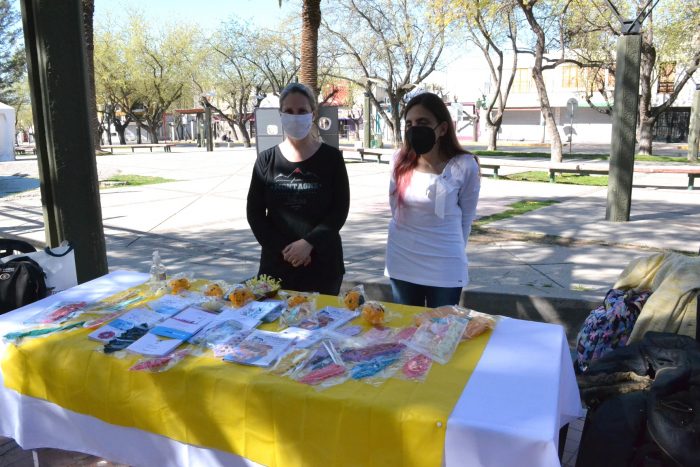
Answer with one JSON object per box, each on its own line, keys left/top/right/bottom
{"left": 363, "top": 89, "right": 371, "bottom": 149}
{"left": 606, "top": 34, "right": 642, "bottom": 222}
{"left": 20, "top": 0, "right": 108, "bottom": 282}
{"left": 205, "top": 104, "right": 213, "bottom": 152}
{"left": 688, "top": 85, "right": 700, "bottom": 162}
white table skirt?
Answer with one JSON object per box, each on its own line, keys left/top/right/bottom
{"left": 0, "top": 271, "right": 582, "bottom": 467}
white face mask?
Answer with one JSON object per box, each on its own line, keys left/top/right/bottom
{"left": 280, "top": 112, "right": 313, "bottom": 140}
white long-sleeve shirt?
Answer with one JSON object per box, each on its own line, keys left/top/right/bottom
{"left": 385, "top": 152, "right": 481, "bottom": 288}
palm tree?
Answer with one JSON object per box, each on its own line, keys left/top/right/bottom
{"left": 280, "top": 0, "right": 321, "bottom": 96}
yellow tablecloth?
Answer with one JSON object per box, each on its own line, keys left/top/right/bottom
{"left": 2, "top": 292, "right": 492, "bottom": 467}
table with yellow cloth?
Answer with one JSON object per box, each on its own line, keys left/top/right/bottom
{"left": 0, "top": 271, "right": 582, "bottom": 467}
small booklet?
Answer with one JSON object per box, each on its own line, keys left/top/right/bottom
{"left": 150, "top": 307, "right": 216, "bottom": 340}
{"left": 126, "top": 332, "right": 184, "bottom": 357}
{"left": 233, "top": 300, "right": 285, "bottom": 325}
{"left": 277, "top": 326, "right": 323, "bottom": 349}
{"left": 147, "top": 294, "right": 201, "bottom": 317}
{"left": 223, "top": 330, "right": 295, "bottom": 367}
{"left": 296, "top": 306, "right": 359, "bottom": 331}
{"left": 88, "top": 307, "right": 165, "bottom": 343}
{"left": 189, "top": 307, "right": 261, "bottom": 347}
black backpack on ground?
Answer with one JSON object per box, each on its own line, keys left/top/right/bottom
{"left": 576, "top": 322, "right": 700, "bottom": 467}
{"left": 0, "top": 256, "right": 48, "bottom": 314}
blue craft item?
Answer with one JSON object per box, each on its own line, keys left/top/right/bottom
{"left": 350, "top": 355, "right": 400, "bottom": 379}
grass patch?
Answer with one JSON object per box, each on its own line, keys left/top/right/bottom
{"left": 472, "top": 150, "right": 607, "bottom": 161}
{"left": 514, "top": 171, "right": 609, "bottom": 186}
{"left": 474, "top": 199, "right": 559, "bottom": 228}
{"left": 634, "top": 154, "right": 696, "bottom": 163}
{"left": 504, "top": 171, "right": 609, "bottom": 186}
{"left": 472, "top": 150, "right": 694, "bottom": 164}
{"left": 100, "top": 174, "right": 175, "bottom": 187}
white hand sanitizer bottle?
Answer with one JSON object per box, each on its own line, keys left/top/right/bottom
{"left": 149, "top": 250, "right": 167, "bottom": 288}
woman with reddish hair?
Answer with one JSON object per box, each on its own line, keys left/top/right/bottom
{"left": 385, "top": 92, "right": 480, "bottom": 307}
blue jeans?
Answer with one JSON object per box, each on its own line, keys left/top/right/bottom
{"left": 389, "top": 278, "right": 463, "bottom": 308}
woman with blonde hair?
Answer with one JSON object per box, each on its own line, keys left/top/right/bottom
{"left": 247, "top": 83, "right": 350, "bottom": 295}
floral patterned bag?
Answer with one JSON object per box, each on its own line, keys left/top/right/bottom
{"left": 575, "top": 288, "right": 652, "bottom": 373}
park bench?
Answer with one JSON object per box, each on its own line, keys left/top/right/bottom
{"left": 548, "top": 164, "right": 610, "bottom": 183}
{"left": 633, "top": 166, "right": 700, "bottom": 190}
{"left": 480, "top": 163, "right": 501, "bottom": 178}
{"left": 101, "top": 143, "right": 175, "bottom": 154}
{"left": 548, "top": 164, "right": 700, "bottom": 190}
{"left": 356, "top": 148, "right": 395, "bottom": 163}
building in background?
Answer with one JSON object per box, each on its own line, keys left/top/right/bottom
{"left": 426, "top": 52, "right": 696, "bottom": 145}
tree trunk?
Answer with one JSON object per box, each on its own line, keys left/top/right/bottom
{"left": 81, "top": 0, "right": 100, "bottom": 150}
{"left": 112, "top": 117, "right": 127, "bottom": 144}
{"left": 300, "top": 0, "right": 321, "bottom": 96}
{"left": 638, "top": 115, "right": 655, "bottom": 155}
{"left": 487, "top": 123, "right": 497, "bottom": 151}
{"left": 518, "top": 2, "right": 563, "bottom": 163}
{"left": 532, "top": 68, "right": 563, "bottom": 162}
{"left": 392, "top": 108, "right": 402, "bottom": 148}
{"left": 637, "top": 29, "right": 656, "bottom": 155}
{"left": 147, "top": 124, "right": 159, "bottom": 143}
{"left": 236, "top": 122, "right": 251, "bottom": 147}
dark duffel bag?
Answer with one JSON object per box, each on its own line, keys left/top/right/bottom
{"left": 0, "top": 256, "right": 48, "bottom": 314}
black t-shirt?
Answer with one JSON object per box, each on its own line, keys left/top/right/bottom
{"left": 246, "top": 143, "right": 350, "bottom": 282}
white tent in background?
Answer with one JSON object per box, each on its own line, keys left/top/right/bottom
{"left": 0, "top": 102, "right": 16, "bottom": 162}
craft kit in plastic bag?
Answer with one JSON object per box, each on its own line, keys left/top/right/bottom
{"left": 167, "top": 273, "right": 194, "bottom": 294}
{"left": 404, "top": 314, "right": 469, "bottom": 365}
{"left": 245, "top": 274, "right": 282, "bottom": 299}
{"left": 340, "top": 284, "right": 366, "bottom": 311}
{"left": 227, "top": 284, "right": 256, "bottom": 308}
{"left": 129, "top": 349, "right": 190, "bottom": 372}
{"left": 24, "top": 301, "right": 89, "bottom": 325}
{"left": 360, "top": 301, "right": 387, "bottom": 326}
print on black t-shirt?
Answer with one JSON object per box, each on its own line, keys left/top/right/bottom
{"left": 272, "top": 167, "right": 322, "bottom": 210}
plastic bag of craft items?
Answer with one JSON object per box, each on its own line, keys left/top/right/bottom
{"left": 198, "top": 281, "right": 229, "bottom": 312}
{"left": 167, "top": 272, "right": 195, "bottom": 294}
{"left": 269, "top": 347, "right": 312, "bottom": 377}
{"left": 415, "top": 306, "right": 498, "bottom": 340}
{"left": 24, "top": 301, "right": 89, "bottom": 325}
{"left": 189, "top": 318, "right": 247, "bottom": 349}
{"left": 463, "top": 310, "right": 499, "bottom": 339}
{"left": 210, "top": 330, "right": 253, "bottom": 358}
{"left": 245, "top": 274, "right": 282, "bottom": 299}
{"left": 282, "top": 291, "right": 318, "bottom": 310}
{"left": 292, "top": 340, "right": 349, "bottom": 388}
{"left": 129, "top": 349, "right": 190, "bottom": 373}
{"left": 339, "top": 285, "right": 366, "bottom": 311}
{"left": 405, "top": 314, "right": 470, "bottom": 365}
{"left": 358, "top": 301, "right": 392, "bottom": 326}
{"left": 338, "top": 331, "right": 407, "bottom": 385}
{"left": 226, "top": 284, "right": 256, "bottom": 308}
{"left": 396, "top": 350, "right": 434, "bottom": 382}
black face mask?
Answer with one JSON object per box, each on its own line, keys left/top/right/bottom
{"left": 406, "top": 124, "right": 438, "bottom": 155}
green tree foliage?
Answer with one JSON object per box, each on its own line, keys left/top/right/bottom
{"left": 95, "top": 17, "right": 203, "bottom": 144}
{"left": 0, "top": 0, "right": 25, "bottom": 106}
{"left": 210, "top": 20, "right": 267, "bottom": 147}
{"left": 323, "top": 0, "right": 449, "bottom": 145}
{"left": 562, "top": 0, "right": 700, "bottom": 156}
{"left": 444, "top": 0, "right": 520, "bottom": 150}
